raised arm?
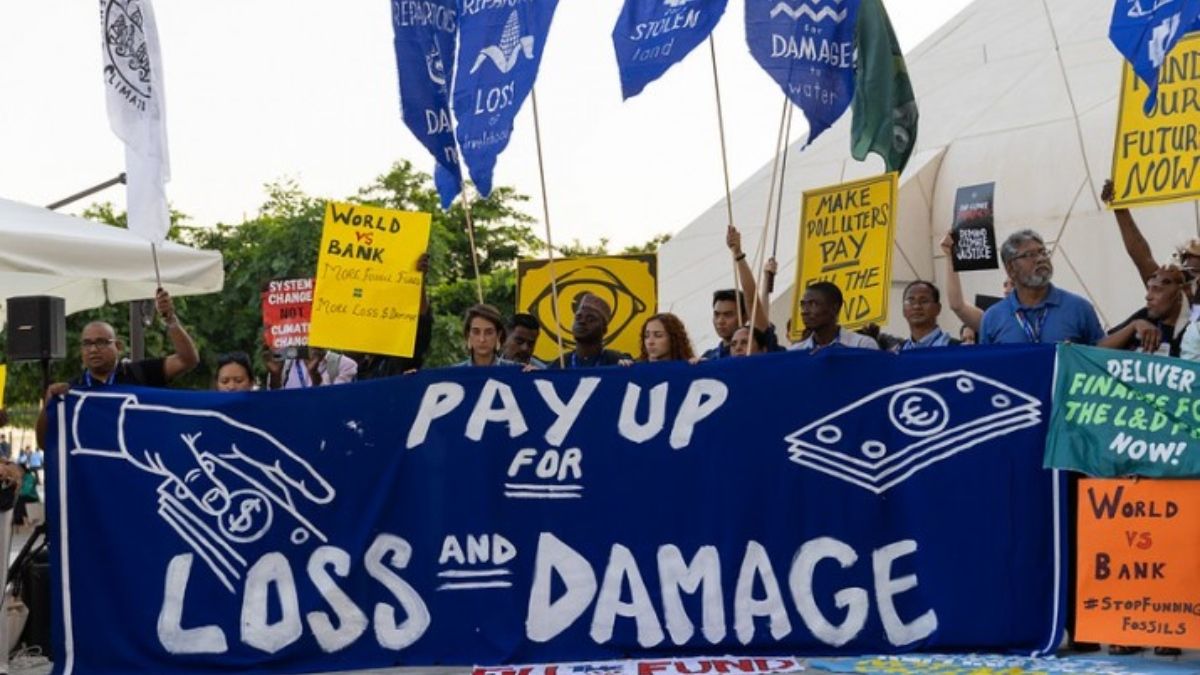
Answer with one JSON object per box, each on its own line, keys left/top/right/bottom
{"left": 1102, "top": 179, "right": 1157, "bottom": 284}
{"left": 727, "top": 226, "right": 771, "bottom": 331}
{"left": 156, "top": 289, "right": 200, "bottom": 382}
{"left": 939, "top": 232, "right": 984, "bottom": 332}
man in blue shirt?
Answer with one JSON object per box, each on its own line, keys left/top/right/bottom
{"left": 979, "top": 230, "right": 1104, "bottom": 345}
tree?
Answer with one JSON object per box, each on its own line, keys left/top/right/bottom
{"left": 1, "top": 160, "right": 673, "bottom": 403}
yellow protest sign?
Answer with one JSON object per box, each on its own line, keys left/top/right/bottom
{"left": 790, "top": 172, "right": 897, "bottom": 339}
{"left": 516, "top": 254, "right": 657, "bottom": 363}
{"left": 0, "top": 364, "right": 6, "bottom": 409}
{"left": 1111, "top": 32, "right": 1200, "bottom": 208}
{"left": 308, "top": 202, "right": 431, "bottom": 358}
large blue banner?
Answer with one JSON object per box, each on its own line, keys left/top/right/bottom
{"left": 746, "top": 0, "right": 860, "bottom": 145}
{"left": 451, "top": 0, "right": 559, "bottom": 199}
{"left": 49, "top": 346, "right": 1064, "bottom": 674}
{"left": 1109, "top": 0, "right": 1200, "bottom": 113}
{"left": 612, "top": 0, "right": 728, "bottom": 99}
{"left": 390, "top": 0, "right": 463, "bottom": 208}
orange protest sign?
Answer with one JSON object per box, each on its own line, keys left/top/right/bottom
{"left": 1076, "top": 478, "right": 1200, "bottom": 648}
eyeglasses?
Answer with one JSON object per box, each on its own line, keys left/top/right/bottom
{"left": 1009, "top": 248, "right": 1050, "bottom": 262}
{"left": 80, "top": 338, "right": 115, "bottom": 350}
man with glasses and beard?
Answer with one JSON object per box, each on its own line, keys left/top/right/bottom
{"left": 979, "top": 230, "right": 1104, "bottom": 346}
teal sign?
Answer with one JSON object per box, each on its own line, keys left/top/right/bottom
{"left": 1045, "top": 344, "right": 1200, "bottom": 477}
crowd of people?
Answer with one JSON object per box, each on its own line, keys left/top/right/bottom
{"left": 21, "top": 184, "right": 1200, "bottom": 656}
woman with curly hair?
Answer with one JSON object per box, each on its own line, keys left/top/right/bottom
{"left": 638, "top": 312, "right": 696, "bottom": 362}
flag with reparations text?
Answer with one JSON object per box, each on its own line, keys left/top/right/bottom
{"left": 49, "top": 345, "right": 1063, "bottom": 673}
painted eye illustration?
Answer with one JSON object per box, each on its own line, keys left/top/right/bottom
{"left": 526, "top": 266, "right": 648, "bottom": 350}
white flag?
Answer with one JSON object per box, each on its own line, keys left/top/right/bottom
{"left": 99, "top": 0, "right": 171, "bottom": 243}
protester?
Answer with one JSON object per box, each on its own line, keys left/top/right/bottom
{"left": 1103, "top": 179, "right": 1200, "bottom": 307}
{"left": 979, "top": 230, "right": 1104, "bottom": 345}
{"left": 549, "top": 293, "right": 632, "bottom": 368}
{"left": 13, "top": 465, "right": 39, "bottom": 532}
{"left": 0, "top": 433, "right": 9, "bottom": 461}
{"left": 37, "top": 288, "right": 199, "bottom": 446}
{"left": 214, "top": 351, "right": 256, "bottom": 392}
{"left": 730, "top": 326, "right": 752, "bottom": 357}
{"left": 939, "top": 232, "right": 1013, "bottom": 333}
{"left": 898, "top": 281, "right": 959, "bottom": 350}
{"left": 268, "top": 347, "right": 357, "bottom": 389}
{"left": 1100, "top": 265, "right": 1190, "bottom": 357}
{"left": 636, "top": 313, "right": 695, "bottom": 362}
{"left": 502, "top": 313, "right": 545, "bottom": 367}
{"left": 358, "top": 253, "right": 434, "bottom": 378}
{"left": 959, "top": 324, "right": 978, "bottom": 345}
{"left": 701, "top": 289, "right": 747, "bottom": 360}
{"left": 789, "top": 282, "right": 880, "bottom": 352}
{"left": 456, "top": 304, "right": 520, "bottom": 367}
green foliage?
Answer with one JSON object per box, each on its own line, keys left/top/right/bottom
{"left": 2, "top": 161, "right": 672, "bottom": 403}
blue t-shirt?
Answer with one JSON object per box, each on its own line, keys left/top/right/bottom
{"left": 979, "top": 285, "right": 1104, "bottom": 345}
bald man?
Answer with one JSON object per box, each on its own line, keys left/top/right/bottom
{"left": 38, "top": 289, "right": 199, "bottom": 445}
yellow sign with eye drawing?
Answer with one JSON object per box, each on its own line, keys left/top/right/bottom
{"left": 516, "top": 254, "right": 658, "bottom": 363}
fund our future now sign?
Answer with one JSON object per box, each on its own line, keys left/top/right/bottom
{"left": 48, "top": 346, "right": 1064, "bottom": 673}
{"left": 308, "top": 201, "right": 431, "bottom": 358}
{"left": 791, "top": 173, "right": 897, "bottom": 338}
{"left": 1111, "top": 32, "right": 1200, "bottom": 208}
{"left": 1045, "top": 344, "right": 1200, "bottom": 478}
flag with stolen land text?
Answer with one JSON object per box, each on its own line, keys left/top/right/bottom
{"left": 612, "top": 0, "right": 728, "bottom": 99}
{"left": 746, "top": 0, "right": 861, "bottom": 146}
{"left": 1046, "top": 344, "right": 1200, "bottom": 478}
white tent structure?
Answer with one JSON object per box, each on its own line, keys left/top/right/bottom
{"left": 660, "top": 0, "right": 1200, "bottom": 349}
{"left": 0, "top": 197, "right": 224, "bottom": 327}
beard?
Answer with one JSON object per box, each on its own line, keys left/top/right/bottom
{"left": 1020, "top": 267, "right": 1052, "bottom": 288}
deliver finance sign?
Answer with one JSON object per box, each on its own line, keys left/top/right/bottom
{"left": 49, "top": 346, "right": 1064, "bottom": 673}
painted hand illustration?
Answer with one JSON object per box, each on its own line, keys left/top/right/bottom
{"left": 68, "top": 391, "right": 336, "bottom": 592}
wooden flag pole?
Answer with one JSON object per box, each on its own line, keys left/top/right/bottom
{"left": 459, "top": 186, "right": 486, "bottom": 304}
{"left": 768, "top": 103, "right": 795, "bottom": 294}
{"left": 530, "top": 88, "right": 566, "bottom": 367}
{"left": 707, "top": 35, "right": 745, "bottom": 326}
{"left": 150, "top": 243, "right": 162, "bottom": 289}
{"left": 747, "top": 97, "right": 790, "bottom": 352}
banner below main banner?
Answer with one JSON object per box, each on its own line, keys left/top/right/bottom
{"left": 50, "top": 345, "right": 1064, "bottom": 673}
{"left": 1046, "top": 344, "right": 1200, "bottom": 478}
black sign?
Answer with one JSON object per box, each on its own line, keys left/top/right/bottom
{"left": 951, "top": 182, "right": 998, "bottom": 272}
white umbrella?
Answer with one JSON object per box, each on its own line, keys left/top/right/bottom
{"left": 0, "top": 196, "right": 224, "bottom": 328}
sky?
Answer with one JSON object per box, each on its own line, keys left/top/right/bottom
{"left": 0, "top": 0, "right": 973, "bottom": 250}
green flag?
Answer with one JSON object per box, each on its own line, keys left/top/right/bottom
{"left": 851, "top": 0, "right": 918, "bottom": 173}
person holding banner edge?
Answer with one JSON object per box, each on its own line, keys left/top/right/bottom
{"left": 36, "top": 288, "right": 199, "bottom": 448}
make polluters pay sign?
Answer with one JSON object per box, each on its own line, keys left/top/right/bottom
{"left": 791, "top": 172, "right": 897, "bottom": 338}
{"left": 1111, "top": 32, "right": 1200, "bottom": 208}
{"left": 309, "top": 202, "right": 431, "bottom": 358}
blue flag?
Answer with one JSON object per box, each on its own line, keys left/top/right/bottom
{"left": 1109, "top": 0, "right": 1200, "bottom": 114}
{"left": 391, "top": 0, "right": 463, "bottom": 208}
{"left": 746, "top": 0, "right": 861, "bottom": 146}
{"left": 612, "top": 0, "right": 729, "bottom": 99}
{"left": 452, "top": 0, "right": 559, "bottom": 198}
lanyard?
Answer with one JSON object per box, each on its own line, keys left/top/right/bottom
{"left": 83, "top": 369, "right": 116, "bottom": 387}
{"left": 1013, "top": 307, "right": 1049, "bottom": 343}
{"left": 570, "top": 352, "right": 598, "bottom": 368}
{"left": 291, "top": 359, "right": 311, "bottom": 388}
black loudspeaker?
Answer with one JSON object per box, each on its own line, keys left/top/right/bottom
{"left": 5, "top": 296, "right": 67, "bottom": 361}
